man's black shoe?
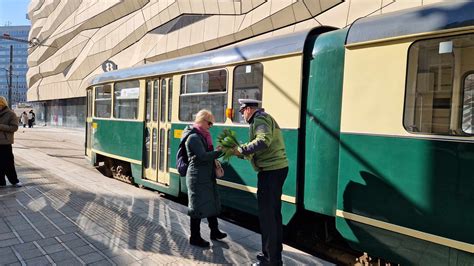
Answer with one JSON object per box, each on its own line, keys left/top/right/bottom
{"left": 210, "top": 230, "right": 227, "bottom": 240}
{"left": 256, "top": 253, "right": 267, "bottom": 261}
{"left": 189, "top": 237, "right": 210, "bottom": 247}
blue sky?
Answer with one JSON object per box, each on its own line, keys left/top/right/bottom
{"left": 0, "top": 0, "right": 31, "bottom": 26}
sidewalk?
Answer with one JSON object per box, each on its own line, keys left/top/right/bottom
{"left": 0, "top": 126, "right": 333, "bottom": 265}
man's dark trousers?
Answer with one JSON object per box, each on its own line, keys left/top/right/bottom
{"left": 0, "top": 144, "right": 19, "bottom": 186}
{"left": 257, "top": 167, "right": 288, "bottom": 265}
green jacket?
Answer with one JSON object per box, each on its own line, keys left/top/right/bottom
{"left": 0, "top": 107, "right": 18, "bottom": 145}
{"left": 238, "top": 109, "right": 288, "bottom": 172}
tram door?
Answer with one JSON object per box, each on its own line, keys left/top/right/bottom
{"left": 85, "top": 88, "right": 93, "bottom": 157}
{"left": 143, "top": 78, "right": 172, "bottom": 185}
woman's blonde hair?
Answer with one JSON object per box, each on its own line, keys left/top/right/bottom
{"left": 194, "top": 109, "right": 215, "bottom": 124}
{"left": 0, "top": 96, "right": 7, "bottom": 108}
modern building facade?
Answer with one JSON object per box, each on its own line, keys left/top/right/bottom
{"left": 27, "top": 0, "right": 447, "bottom": 128}
{"left": 0, "top": 25, "right": 30, "bottom": 107}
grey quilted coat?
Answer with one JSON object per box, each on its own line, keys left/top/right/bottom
{"left": 0, "top": 107, "right": 18, "bottom": 145}
{"left": 182, "top": 125, "right": 222, "bottom": 219}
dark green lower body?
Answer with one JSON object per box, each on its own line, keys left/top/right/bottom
{"left": 337, "top": 133, "right": 474, "bottom": 264}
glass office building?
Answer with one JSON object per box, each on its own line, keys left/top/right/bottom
{"left": 0, "top": 25, "right": 30, "bottom": 107}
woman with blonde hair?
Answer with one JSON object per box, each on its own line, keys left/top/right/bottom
{"left": 0, "top": 96, "right": 22, "bottom": 187}
{"left": 180, "top": 109, "right": 227, "bottom": 247}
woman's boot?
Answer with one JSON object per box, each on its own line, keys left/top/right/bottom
{"left": 190, "top": 217, "right": 210, "bottom": 247}
{"left": 208, "top": 216, "right": 227, "bottom": 240}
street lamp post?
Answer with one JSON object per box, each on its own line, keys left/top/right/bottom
{"left": 8, "top": 45, "right": 13, "bottom": 108}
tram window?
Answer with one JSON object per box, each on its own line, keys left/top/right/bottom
{"left": 404, "top": 34, "right": 474, "bottom": 136}
{"left": 159, "top": 128, "right": 165, "bottom": 171}
{"left": 146, "top": 81, "right": 152, "bottom": 122}
{"left": 114, "top": 80, "right": 140, "bottom": 119}
{"left": 95, "top": 85, "right": 111, "bottom": 118}
{"left": 153, "top": 80, "right": 159, "bottom": 121}
{"left": 179, "top": 69, "right": 227, "bottom": 122}
{"left": 168, "top": 79, "right": 173, "bottom": 122}
{"left": 160, "top": 79, "right": 166, "bottom": 122}
{"left": 462, "top": 73, "right": 474, "bottom": 134}
{"left": 232, "top": 63, "right": 263, "bottom": 123}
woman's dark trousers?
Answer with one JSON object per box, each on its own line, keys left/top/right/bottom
{"left": 0, "top": 144, "right": 19, "bottom": 186}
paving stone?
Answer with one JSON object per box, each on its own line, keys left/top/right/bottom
{"left": 87, "top": 259, "right": 114, "bottom": 266}
{"left": 71, "top": 244, "right": 95, "bottom": 256}
{"left": 18, "top": 232, "right": 42, "bottom": 242}
{"left": 48, "top": 250, "right": 75, "bottom": 263}
{"left": 0, "top": 252, "right": 19, "bottom": 264}
{"left": 53, "top": 258, "right": 83, "bottom": 266}
{"left": 0, "top": 238, "right": 21, "bottom": 248}
{"left": 80, "top": 252, "right": 105, "bottom": 264}
{"left": 36, "top": 237, "right": 59, "bottom": 247}
{"left": 0, "top": 247, "right": 14, "bottom": 256}
{"left": 24, "top": 256, "right": 51, "bottom": 265}
{"left": 57, "top": 233, "right": 79, "bottom": 242}
{"left": 111, "top": 253, "right": 138, "bottom": 265}
{"left": 15, "top": 247, "right": 44, "bottom": 260}
{"left": 0, "top": 232, "right": 17, "bottom": 241}
{"left": 42, "top": 243, "right": 65, "bottom": 254}
{"left": 62, "top": 238, "right": 87, "bottom": 249}
{"left": 5, "top": 262, "right": 22, "bottom": 266}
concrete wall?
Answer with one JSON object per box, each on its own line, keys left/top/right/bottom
{"left": 27, "top": 0, "right": 446, "bottom": 102}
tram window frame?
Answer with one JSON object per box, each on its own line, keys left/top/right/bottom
{"left": 403, "top": 33, "right": 474, "bottom": 136}
{"left": 232, "top": 63, "right": 264, "bottom": 123}
{"left": 94, "top": 84, "right": 112, "bottom": 118}
{"left": 113, "top": 80, "right": 140, "bottom": 120}
{"left": 461, "top": 71, "right": 474, "bottom": 135}
{"left": 178, "top": 69, "right": 228, "bottom": 122}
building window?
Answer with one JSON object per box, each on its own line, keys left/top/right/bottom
{"left": 94, "top": 85, "right": 112, "bottom": 118}
{"left": 179, "top": 69, "right": 227, "bottom": 122}
{"left": 404, "top": 34, "right": 474, "bottom": 135}
{"left": 114, "top": 80, "right": 140, "bottom": 119}
{"left": 232, "top": 63, "right": 263, "bottom": 123}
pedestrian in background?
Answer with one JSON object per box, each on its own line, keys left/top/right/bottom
{"left": 0, "top": 96, "right": 22, "bottom": 187}
{"left": 181, "top": 109, "right": 227, "bottom": 247}
{"left": 21, "top": 111, "right": 28, "bottom": 128}
{"left": 234, "top": 99, "right": 288, "bottom": 266}
{"left": 28, "top": 109, "right": 35, "bottom": 128}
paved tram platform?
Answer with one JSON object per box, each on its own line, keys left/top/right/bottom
{"left": 0, "top": 126, "right": 333, "bottom": 265}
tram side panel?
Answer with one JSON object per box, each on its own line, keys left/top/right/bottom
{"left": 337, "top": 31, "right": 474, "bottom": 264}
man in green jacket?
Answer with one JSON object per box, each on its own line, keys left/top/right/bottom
{"left": 234, "top": 99, "right": 288, "bottom": 266}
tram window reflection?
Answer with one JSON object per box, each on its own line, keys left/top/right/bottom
{"left": 179, "top": 69, "right": 227, "bottom": 122}
{"left": 232, "top": 63, "right": 263, "bottom": 123}
{"left": 95, "top": 84, "right": 112, "bottom": 118}
{"left": 114, "top": 80, "right": 140, "bottom": 120}
{"left": 404, "top": 34, "right": 474, "bottom": 136}
{"left": 462, "top": 73, "right": 474, "bottom": 135}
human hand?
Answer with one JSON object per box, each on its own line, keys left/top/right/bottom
{"left": 233, "top": 148, "right": 242, "bottom": 156}
{"left": 216, "top": 146, "right": 222, "bottom": 151}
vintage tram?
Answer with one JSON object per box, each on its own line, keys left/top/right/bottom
{"left": 85, "top": 2, "right": 474, "bottom": 264}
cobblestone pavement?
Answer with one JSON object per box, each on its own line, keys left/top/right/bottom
{"left": 0, "top": 127, "right": 333, "bottom": 265}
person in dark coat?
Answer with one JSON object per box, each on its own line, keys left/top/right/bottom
{"left": 28, "top": 110, "right": 35, "bottom": 128}
{"left": 182, "top": 109, "right": 227, "bottom": 247}
{"left": 0, "top": 96, "right": 22, "bottom": 187}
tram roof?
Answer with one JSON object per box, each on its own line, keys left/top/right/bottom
{"left": 346, "top": 2, "right": 474, "bottom": 45}
{"left": 88, "top": 28, "right": 314, "bottom": 86}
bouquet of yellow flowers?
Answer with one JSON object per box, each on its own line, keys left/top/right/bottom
{"left": 217, "top": 129, "right": 240, "bottom": 160}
